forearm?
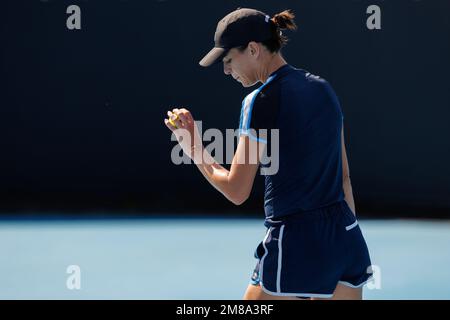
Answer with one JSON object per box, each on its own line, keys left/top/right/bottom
{"left": 191, "top": 145, "right": 239, "bottom": 203}
{"left": 343, "top": 178, "right": 356, "bottom": 215}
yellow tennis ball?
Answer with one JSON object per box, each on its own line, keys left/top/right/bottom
{"left": 168, "top": 114, "right": 179, "bottom": 128}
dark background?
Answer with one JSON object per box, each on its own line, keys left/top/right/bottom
{"left": 1, "top": 0, "right": 449, "bottom": 217}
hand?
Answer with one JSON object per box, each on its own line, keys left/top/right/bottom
{"left": 164, "top": 108, "right": 203, "bottom": 160}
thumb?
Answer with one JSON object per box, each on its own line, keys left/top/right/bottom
{"left": 164, "top": 118, "right": 176, "bottom": 131}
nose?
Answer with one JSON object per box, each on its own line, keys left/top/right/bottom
{"left": 223, "top": 62, "right": 231, "bottom": 75}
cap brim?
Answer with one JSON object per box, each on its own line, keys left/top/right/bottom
{"left": 199, "top": 47, "right": 227, "bottom": 67}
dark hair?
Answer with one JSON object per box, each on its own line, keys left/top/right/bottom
{"left": 237, "top": 9, "right": 297, "bottom": 53}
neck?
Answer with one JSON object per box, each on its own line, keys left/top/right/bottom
{"left": 259, "top": 54, "right": 287, "bottom": 83}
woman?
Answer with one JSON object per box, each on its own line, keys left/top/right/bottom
{"left": 164, "top": 8, "right": 372, "bottom": 300}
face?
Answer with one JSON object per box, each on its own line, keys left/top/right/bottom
{"left": 222, "top": 46, "right": 258, "bottom": 87}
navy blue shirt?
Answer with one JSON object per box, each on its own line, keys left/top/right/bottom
{"left": 238, "top": 64, "right": 345, "bottom": 220}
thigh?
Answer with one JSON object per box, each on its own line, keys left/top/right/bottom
{"left": 243, "top": 284, "right": 308, "bottom": 300}
{"left": 311, "top": 283, "right": 362, "bottom": 300}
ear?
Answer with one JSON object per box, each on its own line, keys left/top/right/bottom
{"left": 247, "top": 41, "right": 260, "bottom": 58}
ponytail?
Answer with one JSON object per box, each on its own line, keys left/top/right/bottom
{"left": 271, "top": 10, "right": 297, "bottom": 31}
{"left": 262, "top": 9, "right": 297, "bottom": 53}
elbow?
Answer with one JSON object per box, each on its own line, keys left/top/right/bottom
{"left": 343, "top": 173, "right": 351, "bottom": 184}
{"left": 343, "top": 174, "right": 353, "bottom": 193}
{"left": 229, "top": 190, "right": 250, "bottom": 206}
{"left": 231, "top": 197, "right": 247, "bottom": 206}
{"left": 225, "top": 174, "right": 253, "bottom": 205}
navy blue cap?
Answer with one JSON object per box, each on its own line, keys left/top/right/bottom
{"left": 199, "top": 8, "right": 273, "bottom": 67}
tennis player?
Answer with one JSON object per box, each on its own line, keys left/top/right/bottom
{"left": 164, "top": 8, "right": 372, "bottom": 300}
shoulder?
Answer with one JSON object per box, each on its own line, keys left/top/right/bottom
{"left": 301, "top": 70, "right": 335, "bottom": 93}
{"left": 298, "top": 71, "right": 343, "bottom": 118}
{"left": 239, "top": 78, "right": 281, "bottom": 135}
{"left": 287, "top": 68, "right": 329, "bottom": 89}
{"left": 242, "top": 76, "right": 281, "bottom": 113}
{"left": 289, "top": 69, "right": 339, "bottom": 103}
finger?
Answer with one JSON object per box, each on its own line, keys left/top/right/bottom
{"left": 171, "top": 113, "right": 183, "bottom": 128}
{"left": 168, "top": 110, "right": 180, "bottom": 122}
{"left": 164, "top": 118, "right": 176, "bottom": 130}
{"left": 177, "top": 113, "right": 190, "bottom": 127}
{"left": 172, "top": 108, "right": 181, "bottom": 121}
{"left": 167, "top": 111, "right": 181, "bottom": 128}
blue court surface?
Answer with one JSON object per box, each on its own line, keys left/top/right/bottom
{"left": 0, "top": 217, "right": 449, "bottom": 299}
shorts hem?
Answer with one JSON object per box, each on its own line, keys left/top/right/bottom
{"left": 338, "top": 276, "right": 373, "bottom": 289}
{"left": 259, "top": 281, "right": 334, "bottom": 299}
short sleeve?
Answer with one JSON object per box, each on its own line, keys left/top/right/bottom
{"left": 238, "top": 84, "right": 279, "bottom": 144}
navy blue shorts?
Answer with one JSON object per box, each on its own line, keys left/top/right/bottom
{"left": 250, "top": 200, "right": 373, "bottom": 298}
